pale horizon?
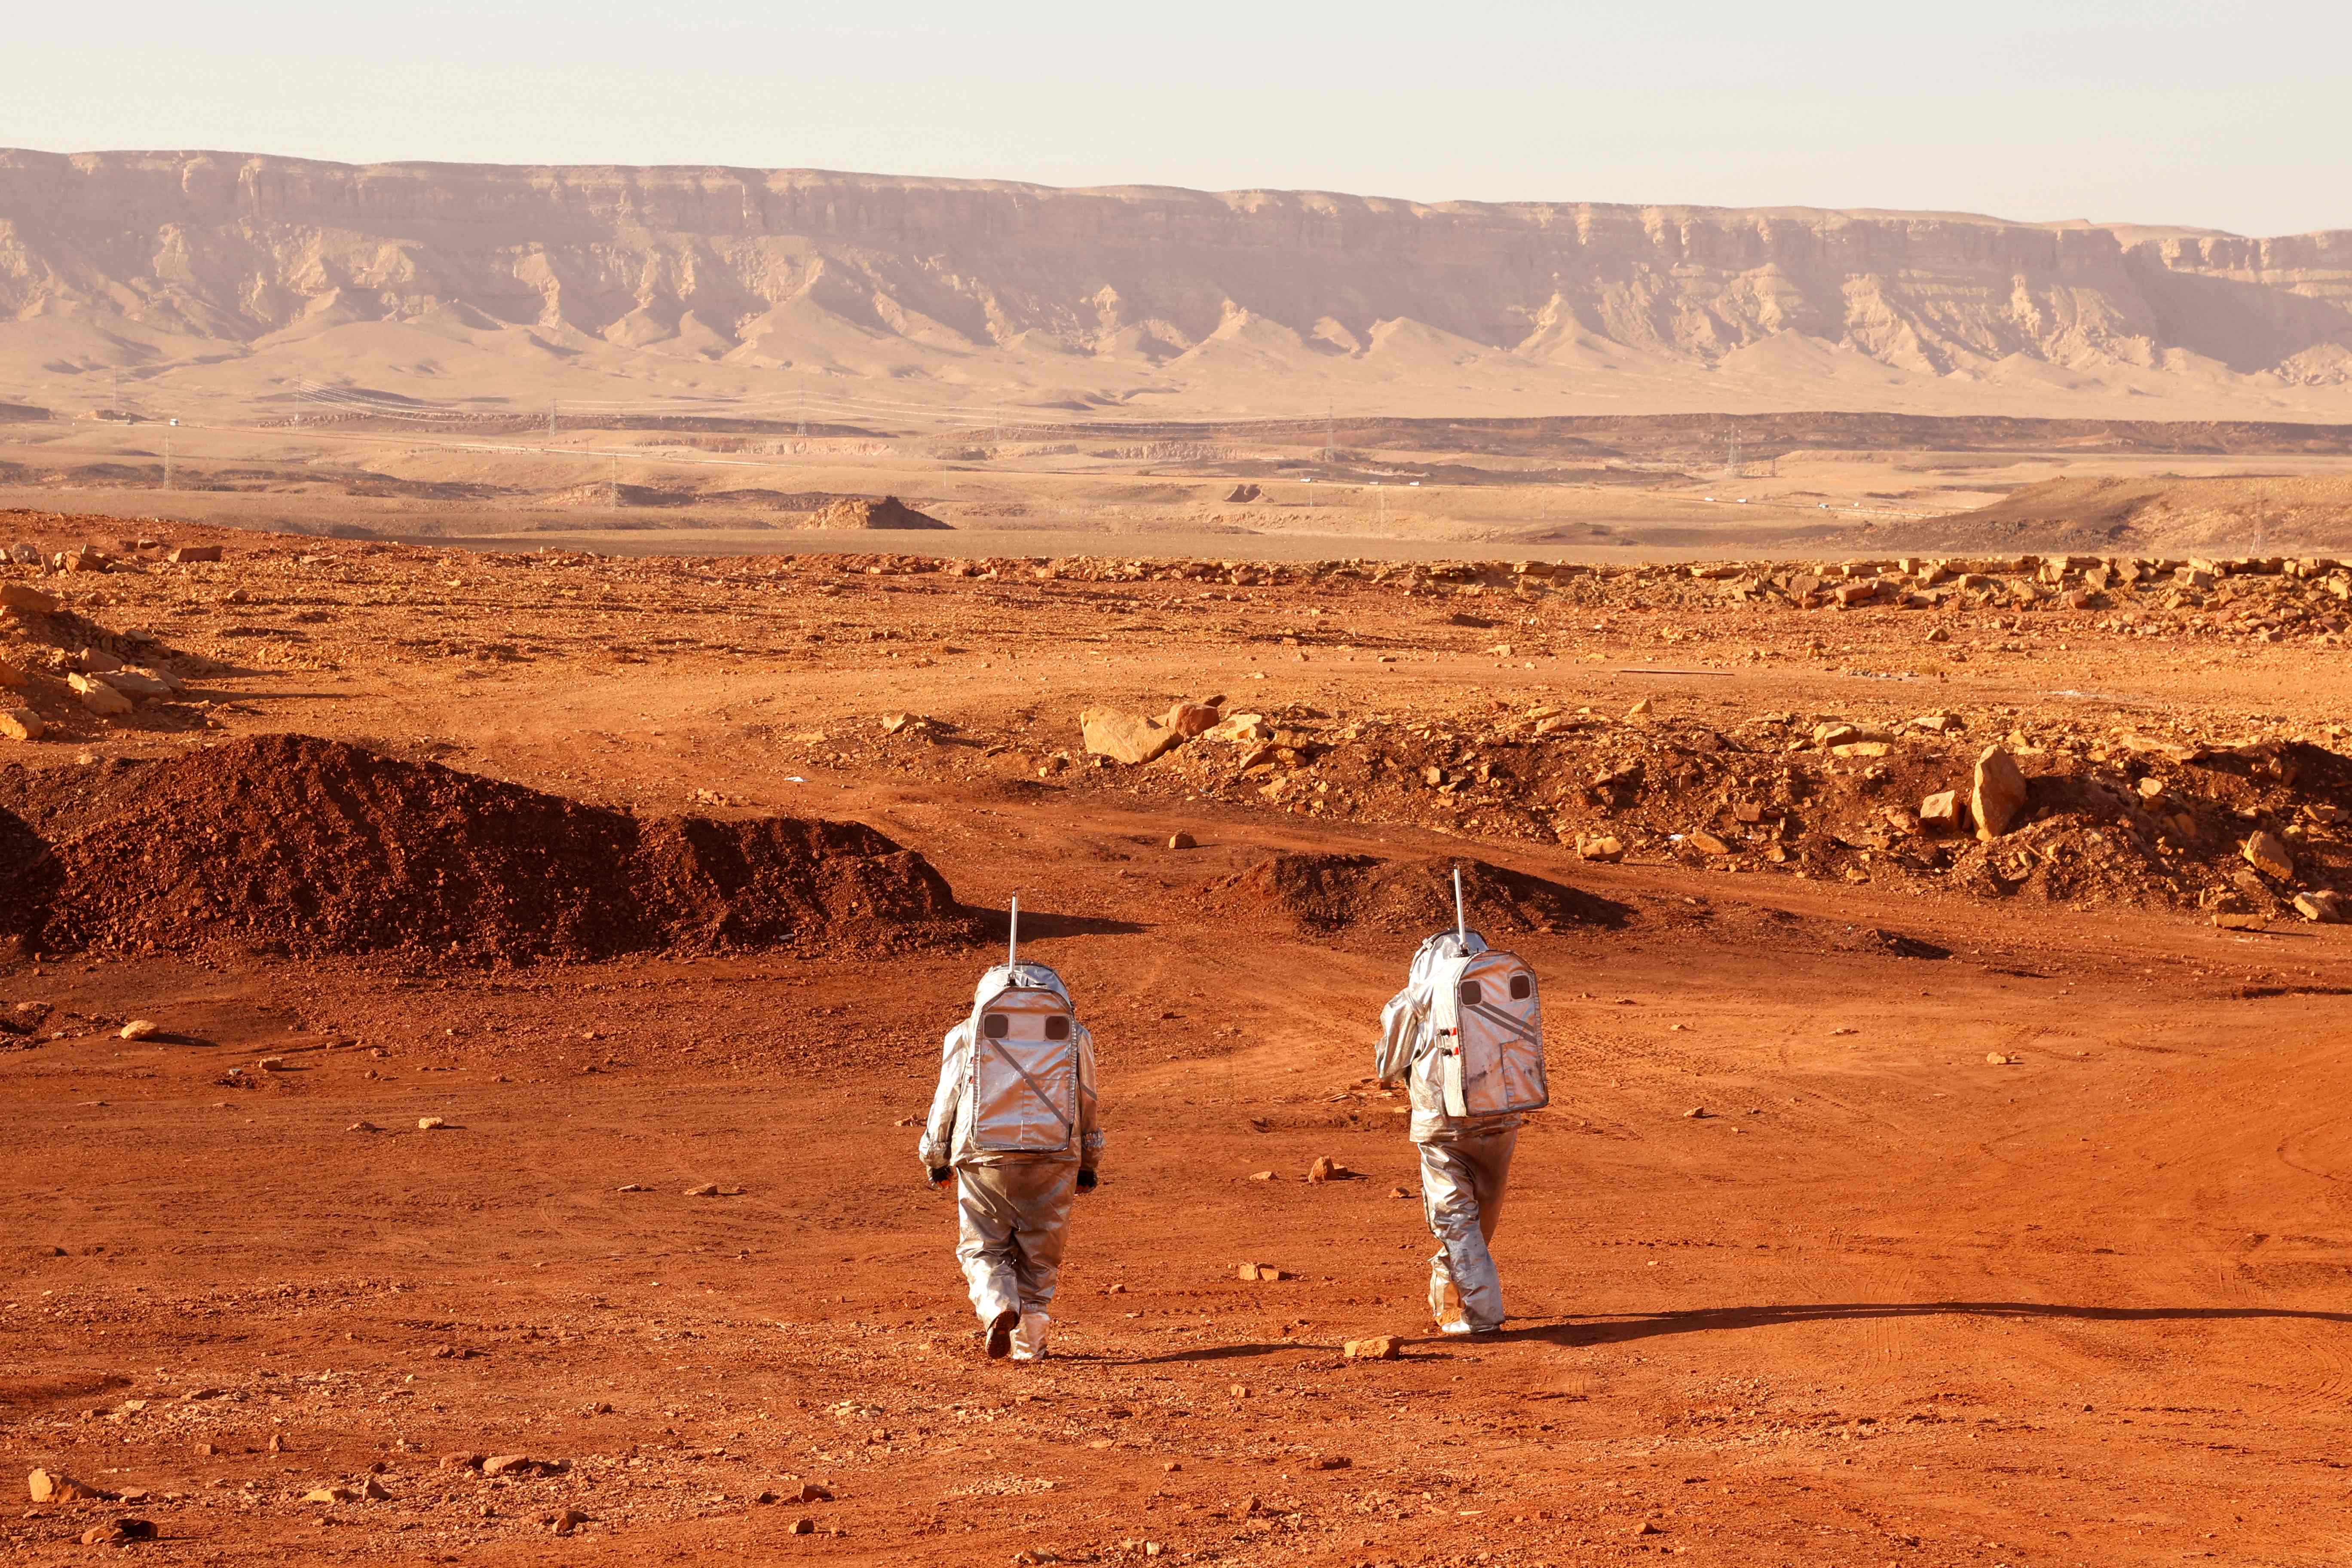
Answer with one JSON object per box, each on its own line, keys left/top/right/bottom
{"left": 5, "top": 0, "right": 2349, "bottom": 239}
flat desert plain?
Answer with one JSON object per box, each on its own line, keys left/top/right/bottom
{"left": 1, "top": 511, "right": 2350, "bottom": 1568}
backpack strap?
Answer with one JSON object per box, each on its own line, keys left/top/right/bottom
{"left": 1463, "top": 998, "right": 1540, "bottom": 1047}
{"left": 983, "top": 1032, "right": 1076, "bottom": 1138}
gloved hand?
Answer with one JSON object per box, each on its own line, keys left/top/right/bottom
{"left": 1075, "top": 1168, "right": 1099, "bottom": 1194}
{"left": 928, "top": 1166, "right": 953, "bottom": 1189}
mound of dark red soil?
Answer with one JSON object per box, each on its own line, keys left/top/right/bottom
{"left": 806, "top": 495, "right": 949, "bottom": 530}
{"left": 0, "top": 735, "right": 974, "bottom": 963}
{"left": 1212, "top": 852, "right": 1628, "bottom": 936}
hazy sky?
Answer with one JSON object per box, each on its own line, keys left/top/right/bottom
{"left": 7, "top": 1, "right": 2346, "bottom": 236}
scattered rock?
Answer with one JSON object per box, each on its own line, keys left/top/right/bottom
{"left": 1971, "top": 746, "right": 2029, "bottom": 840}
{"left": 684, "top": 1182, "right": 721, "bottom": 1197}
{"left": 1079, "top": 707, "right": 1182, "bottom": 765}
{"left": 2242, "top": 831, "right": 2295, "bottom": 881}
{"left": 1305, "top": 1155, "right": 1357, "bottom": 1183}
{"left": 0, "top": 707, "right": 40, "bottom": 742}
{"left": 0, "top": 582, "right": 58, "bottom": 615}
{"left": 1342, "top": 1336, "right": 1402, "bottom": 1361}
{"left": 416, "top": 1116, "right": 447, "bottom": 1131}
{"left": 28, "top": 1468, "right": 105, "bottom": 1503}
{"left": 1684, "top": 1107, "right": 1710, "bottom": 1119}
{"left": 1685, "top": 831, "right": 1733, "bottom": 857}
{"left": 82, "top": 1519, "right": 156, "bottom": 1545}
{"left": 438, "top": 1452, "right": 485, "bottom": 1471}
{"left": 2212, "top": 912, "right": 2268, "bottom": 931}
{"left": 1308, "top": 1455, "right": 1351, "bottom": 1470}
{"left": 303, "top": 1484, "right": 361, "bottom": 1504}
{"left": 480, "top": 1454, "right": 539, "bottom": 1477}
{"left": 1248, "top": 1170, "right": 1276, "bottom": 1182}
{"left": 1167, "top": 831, "right": 1197, "bottom": 850}
{"left": 1917, "top": 790, "right": 1964, "bottom": 832}
{"left": 1576, "top": 835, "right": 1626, "bottom": 863}
{"left": 549, "top": 1507, "right": 589, "bottom": 1537}
{"left": 791, "top": 1516, "right": 816, "bottom": 1535}
{"left": 2293, "top": 890, "right": 2343, "bottom": 923}
{"left": 68, "top": 673, "right": 133, "bottom": 717}
{"left": 1236, "top": 1262, "right": 1292, "bottom": 1282}
{"left": 790, "top": 1482, "right": 834, "bottom": 1503}
{"left": 1204, "top": 712, "right": 1272, "bottom": 742}
{"left": 169, "top": 545, "right": 224, "bottom": 564}
{"left": 347, "top": 1121, "right": 382, "bottom": 1133}
{"left": 1986, "top": 1052, "right": 2016, "bottom": 1065}
{"left": 1162, "top": 701, "right": 1224, "bottom": 739}
{"left": 118, "top": 1019, "right": 157, "bottom": 1040}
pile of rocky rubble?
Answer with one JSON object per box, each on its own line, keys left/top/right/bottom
{"left": 0, "top": 536, "right": 223, "bottom": 741}
{"left": 814, "top": 548, "right": 2352, "bottom": 644}
{"left": 1041, "top": 694, "right": 2350, "bottom": 925}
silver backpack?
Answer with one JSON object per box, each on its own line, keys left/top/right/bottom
{"left": 961, "top": 898, "right": 1085, "bottom": 1155}
{"left": 1412, "top": 871, "right": 1549, "bottom": 1118}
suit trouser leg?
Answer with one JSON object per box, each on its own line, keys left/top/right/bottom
{"left": 1421, "top": 1128, "right": 1517, "bottom": 1330}
{"left": 956, "top": 1163, "right": 1077, "bottom": 1326}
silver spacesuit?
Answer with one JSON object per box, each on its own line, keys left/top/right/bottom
{"left": 1378, "top": 930, "right": 1523, "bottom": 1334}
{"left": 919, "top": 964, "right": 1102, "bottom": 1361}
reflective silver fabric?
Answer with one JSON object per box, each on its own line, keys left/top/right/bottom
{"left": 919, "top": 1018, "right": 1101, "bottom": 1169}
{"left": 1377, "top": 930, "right": 1526, "bottom": 1145}
{"left": 1420, "top": 1126, "right": 1517, "bottom": 1331}
{"left": 1434, "top": 952, "right": 1548, "bottom": 1117}
{"left": 956, "top": 1162, "right": 1076, "bottom": 1325}
{"left": 969, "top": 989, "right": 1079, "bottom": 1154}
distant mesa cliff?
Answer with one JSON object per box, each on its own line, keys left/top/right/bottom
{"left": 3, "top": 148, "right": 2351, "bottom": 418}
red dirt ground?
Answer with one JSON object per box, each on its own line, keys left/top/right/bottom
{"left": 3, "top": 514, "right": 2351, "bottom": 1567}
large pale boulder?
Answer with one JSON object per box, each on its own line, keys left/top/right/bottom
{"left": 1971, "top": 746, "right": 2028, "bottom": 840}
{"left": 0, "top": 582, "right": 58, "bottom": 615}
{"left": 68, "top": 673, "right": 132, "bottom": 717}
{"left": 1080, "top": 707, "right": 1181, "bottom": 765}
{"left": 1162, "top": 700, "right": 1224, "bottom": 738}
{"left": 0, "top": 707, "right": 43, "bottom": 741}
{"left": 96, "top": 667, "right": 178, "bottom": 699}
{"left": 2242, "top": 831, "right": 2295, "bottom": 881}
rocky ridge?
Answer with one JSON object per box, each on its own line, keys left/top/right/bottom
{"left": 6, "top": 150, "right": 2352, "bottom": 413}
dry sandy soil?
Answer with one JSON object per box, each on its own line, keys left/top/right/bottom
{"left": 3, "top": 512, "right": 2352, "bottom": 1568}
{"left": 12, "top": 407, "right": 2352, "bottom": 567}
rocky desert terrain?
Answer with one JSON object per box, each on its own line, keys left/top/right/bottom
{"left": 2, "top": 506, "right": 2351, "bottom": 1566}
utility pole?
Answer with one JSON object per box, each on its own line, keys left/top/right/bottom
{"left": 548, "top": 400, "right": 557, "bottom": 440}
{"left": 1325, "top": 401, "right": 1335, "bottom": 466}
{"left": 162, "top": 424, "right": 171, "bottom": 491}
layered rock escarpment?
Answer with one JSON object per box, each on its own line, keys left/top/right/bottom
{"left": 3, "top": 148, "right": 2349, "bottom": 406}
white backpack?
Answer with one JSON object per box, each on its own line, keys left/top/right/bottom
{"left": 960, "top": 900, "right": 1087, "bottom": 1154}
{"left": 1421, "top": 937, "right": 1549, "bottom": 1117}
{"left": 1381, "top": 872, "right": 1549, "bottom": 1118}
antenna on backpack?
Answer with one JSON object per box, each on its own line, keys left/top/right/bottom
{"left": 1453, "top": 867, "right": 1467, "bottom": 949}
{"left": 1008, "top": 894, "right": 1020, "bottom": 971}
